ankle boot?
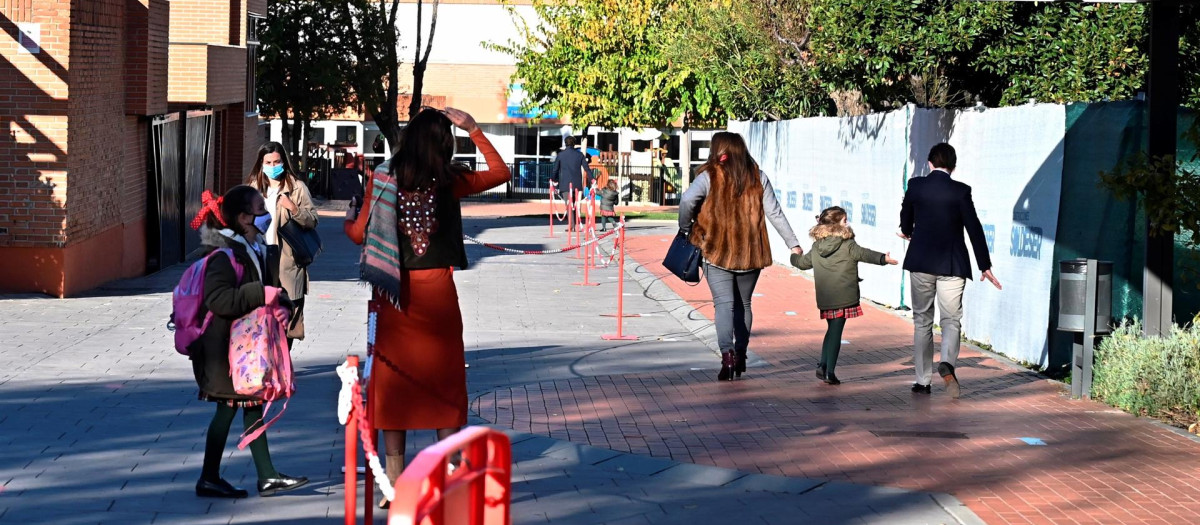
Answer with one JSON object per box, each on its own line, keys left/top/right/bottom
{"left": 717, "top": 351, "right": 735, "bottom": 381}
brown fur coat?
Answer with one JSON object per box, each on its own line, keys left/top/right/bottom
{"left": 689, "top": 166, "right": 773, "bottom": 270}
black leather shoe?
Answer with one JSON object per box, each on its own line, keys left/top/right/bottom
{"left": 815, "top": 364, "right": 827, "bottom": 380}
{"left": 911, "top": 383, "right": 931, "bottom": 394}
{"left": 823, "top": 374, "right": 841, "bottom": 385}
{"left": 257, "top": 473, "right": 309, "bottom": 497}
{"left": 196, "top": 477, "right": 248, "bottom": 499}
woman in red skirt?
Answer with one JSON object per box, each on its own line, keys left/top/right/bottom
{"left": 790, "top": 206, "right": 897, "bottom": 385}
{"left": 344, "top": 107, "right": 509, "bottom": 505}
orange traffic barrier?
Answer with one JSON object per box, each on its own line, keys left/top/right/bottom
{"left": 602, "top": 216, "right": 638, "bottom": 340}
{"left": 388, "top": 426, "right": 513, "bottom": 525}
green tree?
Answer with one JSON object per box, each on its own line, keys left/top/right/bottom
{"left": 257, "top": 0, "right": 353, "bottom": 167}
{"left": 976, "top": 3, "right": 1149, "bottom": 106}
{"left": 489, "top": 0, "right": 718, "bottom": 129}
{"left": 806, "top": 0, "right": 1013, "bottom": 114}
{"left": 659, "top": 0, "right": 829, "bottom": 121}
{"left": 331, "top": 0, "right": 404, "bottom": 147}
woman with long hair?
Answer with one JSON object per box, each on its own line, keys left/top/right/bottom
{"left": 245, "top": 142, "right": 319, "bottom": 347}
{"left": 677, "top": 132, "right": 804, "bottom": 381}
{"left": 343, "top": 107, "right": 509, "bottom": 507}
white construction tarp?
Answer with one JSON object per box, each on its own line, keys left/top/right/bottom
{"left": 732, "top": 103, "right": 1065, "bottom": 367}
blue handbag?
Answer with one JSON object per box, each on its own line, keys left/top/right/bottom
{"left": 663, "top": 230, "right": 702, "bottom": 283}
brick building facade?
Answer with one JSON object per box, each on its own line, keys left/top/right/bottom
{"left": 1, "top": 0, "right": 266, "bottom": 296}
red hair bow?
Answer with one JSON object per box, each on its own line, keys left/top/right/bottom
{"left": 719, "top": 154, "right": 728, "bottom": 162}
{"left": 190, "top": 190, "right": 226, "bottom": 230}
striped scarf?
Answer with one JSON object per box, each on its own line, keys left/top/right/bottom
{"left": 361, "top": 171, "right": 404, "bottom": 308}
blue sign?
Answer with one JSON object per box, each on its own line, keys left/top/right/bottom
{"left": 786, "top": 191, "right": 797, "bottom": 208}
{"left": 1010, "top": 225, "right": 1042, "bottom": 260}
{"left": 840, "top": 201, "right": 853, "bottom": 223}
{"left": 860, "top": 203, "right": 876, "bottom": 226}
{"left": 820, "top": 196, "right": 832, "bottom": 211}
{"left": 983, "top": 224, "right": 996, "bottom": 253}
{"left": 506, "top": 84, "right": 558, "bottom": 119}
{"left": 802, "top": 193, "right": 814, "bottom": 211}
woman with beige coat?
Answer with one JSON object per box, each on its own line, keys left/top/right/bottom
{"left": 246, "top": 142, "right": 319, "bottom": 347}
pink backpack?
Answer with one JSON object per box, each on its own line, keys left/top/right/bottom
{"left": 170, "top": 249, "right": 243, "bottom": 355}
{"left": 229, "top": 302, "right": 294, "bottom": 449}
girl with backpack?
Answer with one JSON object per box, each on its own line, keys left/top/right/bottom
{"left": 189, "top": 185, "right": 308, "bottom": 498}
{"left": 246, "top": 142, "right": 319, "bottom": 348}
{"left": 790, "top": 206, "right": 898, "bottom": 385}
{"left": 344, "top": 107, "right": 510, "bottom": 508}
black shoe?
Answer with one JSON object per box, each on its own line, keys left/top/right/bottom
{"left": 911, "top": 383, "right": 931, "bottom": 394}
{"left": 938, "top": 362, "right": 961, "bottom": 398}
{"left": 824, "top": 374, "right": 841, "bottom": 385}
{"left": 196, "top": 477, "right": 248, "bottom": 499}
{"left": 815, "top": 364, "right": 827, "bottom": 380}
{"left": 257, "top": 473, "right": 309, "bottom": 497}
{"left": 735, "top": 351, "right": 747, "bottom": 377}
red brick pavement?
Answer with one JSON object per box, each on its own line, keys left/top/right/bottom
{"left": 473, "top": 230, "right": 1200, "bottom": 525}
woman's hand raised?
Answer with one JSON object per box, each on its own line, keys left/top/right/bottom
{"left": 443, "top": 107, "right": 478, "bottom": 134}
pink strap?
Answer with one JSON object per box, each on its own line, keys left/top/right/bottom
{"left": 236, "top": 397, "right": 289, "bottom": 450}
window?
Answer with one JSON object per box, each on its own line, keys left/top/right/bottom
{"left": 665, "top": 135, "right": 681, "bottom": 159}
{"left": 308, "top": 127, "right": 326, "bottom": 145}
{"left": 595, "top": 132, "right": 619, "bottom": 153}
{"left": 632, "top": 139, "right": 652, "bottom": 152}
{"left": 515, "top": 127, "right": 539, "bottom": 156}
{"left": 245, "top": 16, "right": 263, "bottom": 114}
{"left": 455, "top": 135, "right": 477, "bottom": 157}
{"left": 539, "top": 135, "right": 562, "bottom": 156}
{"left": 335, "top": 125, "right": 357, "bottom": 146}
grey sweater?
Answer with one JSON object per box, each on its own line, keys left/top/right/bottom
{"left": 678, "top": 171, "right": 802, "bottom": 250}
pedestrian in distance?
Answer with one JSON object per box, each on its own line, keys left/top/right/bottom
{"left": 550, "top": 135, "right": 588, "bottom": 231}
{"left": 344, "top": 107, "right": 510, "bottom": 508}
{"left": 189, "top": 185, "right": 308, "bottom": 499}
{"left": 899, "top": 143, "right": 1002, "bottom": 398}
{"left": 678, "top": 131, "right": 805, "bottom": 382}
{"left": 598, "top": 179, "right": 619, "bottom": 232}
{"left": 246, "top": 142, "right": 319, "bottom": 349}
{"left": 791, "top": 206, "right": 898, "bottom": 385}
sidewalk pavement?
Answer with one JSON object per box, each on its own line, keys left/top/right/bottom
{"left": 475, "top": 224, "right": 1200, "bottom": 525}
{"left": 0, "top": 211, "right": 973, "bottom": 524}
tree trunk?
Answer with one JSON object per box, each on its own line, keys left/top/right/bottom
{"left": 281, "top": 116, "right": 295, "bottom": 163}
{"left": 409, "top": 62, "right": 426, "bottom": 119}
{"left": 298, "top": 119, "right": 310, "bottom": 173}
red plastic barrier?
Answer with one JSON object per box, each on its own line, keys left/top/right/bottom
{"left": 388, "top": 427, "right": 513, "bottom": 525}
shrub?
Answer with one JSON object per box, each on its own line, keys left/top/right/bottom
{"left": 1092, "top": 320, "right": 1200, "bottom": 428}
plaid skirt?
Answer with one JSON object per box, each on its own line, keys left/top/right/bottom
{"left": 600, "top": 209, "right": 615, "bottom": 217}
{"left": 820, "top": 304, "right": 863, "bottom": 320}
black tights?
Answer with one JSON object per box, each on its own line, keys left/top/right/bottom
{"left": 201, "top": 403, "right": 278, "bottom": 481}
{"left": 821, "top": 317, "right": 848, "bottom": 376}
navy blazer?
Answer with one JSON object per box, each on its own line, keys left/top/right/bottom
{"left": 899, "top": 170, "right": 991, "bottom": 279}
{"left": 550, "top": 147, "right": 587, "bottom": 193}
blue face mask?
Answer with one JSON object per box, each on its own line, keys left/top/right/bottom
{"left": 264, "top": 164, "right": 286, "bottom": 180}
{"left": 253, "top": 211, "right": 272, "bottom": 235}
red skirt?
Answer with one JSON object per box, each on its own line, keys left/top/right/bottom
{"left": 820, "top": 305, "right": 863, "bottom": 319}
{"left": 368, "top": 267, "right": 467, "bottom": 430}
{"left": 600, "top": 209, "right": 615, "bottom": 217}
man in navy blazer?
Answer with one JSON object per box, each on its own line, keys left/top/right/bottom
{"left": 551, "top": 136, "right": 589, "bottom": 231}
{"left": 899, "top": 143, "right": 1001, "bottom": 398}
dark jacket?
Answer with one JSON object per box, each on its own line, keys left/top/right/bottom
{"left": 791, "top": 229, "right": 887, "bottom": 311}
{"left": 599, "top": 188, "right": 619, "bottom": 211}
{"left": 899, "top": 170, "right": 991, "bottom": 279}
{"left": 190, "top": 227, "right": 285, "bottom": 401}
{"left": 551, "top": 147, "right": 587, "bottom": 193}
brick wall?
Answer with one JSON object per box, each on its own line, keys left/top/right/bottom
{"left": 398, "top": 62, "right": 518, "bottom": 123}
{"left": 124, "top": 0, "right": 169, "bottom": 116}
{"left": 0, "top": 0, "right": 71, "bottom": 248}
{"left": 66, "top": 0, "right": 128, "bottom": 242}
{"left": 168, "top": 0, "right": 233, "bottom": 45}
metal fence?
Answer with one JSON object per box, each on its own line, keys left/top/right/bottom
{"left": 303, "top": 158, "right": 684, "bottom": 207}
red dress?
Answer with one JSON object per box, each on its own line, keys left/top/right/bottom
{"left": 345, "top": 129, "right": 509, "bottom": 430}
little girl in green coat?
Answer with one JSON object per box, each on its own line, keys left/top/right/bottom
{"left": 791, "top": 206, "right": 898, "bottom": 385}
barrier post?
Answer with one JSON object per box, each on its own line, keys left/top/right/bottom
{"left": 363, "top": 396, "right": 374, "bottom": 524}
{"left": 546, "top": 182, "right": 556, "bottom": 238}
{"left": 603, "top": 218, "right": 638, "bottom": 340}
{"left": 345, "top": 355, "right": 360, "bottom": 525}
{"left": 572, "top": 189, "right": 585, "bottom": 259}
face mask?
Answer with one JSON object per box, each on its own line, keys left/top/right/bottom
{"left": 253, "top": 211, "right": 272, "bottom": 235}
{"left": 264, "top": 164, "right": 285, "bottom": 180}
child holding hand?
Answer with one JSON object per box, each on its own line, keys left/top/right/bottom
{"left": 791, "top": 206, "right": 898, "bottom": 385}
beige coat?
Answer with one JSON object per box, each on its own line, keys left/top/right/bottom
{"left": 271, "top": 179, "right": 318, "bottom": 339}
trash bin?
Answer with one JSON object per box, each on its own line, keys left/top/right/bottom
{"left": 1058, "top": 259, "right": 1112, "bottom": 334}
